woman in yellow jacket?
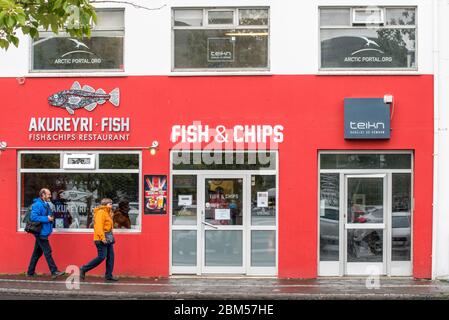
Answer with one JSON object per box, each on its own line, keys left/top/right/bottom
{"left": 80, "top": 198, "right": 118, "bottom": 281}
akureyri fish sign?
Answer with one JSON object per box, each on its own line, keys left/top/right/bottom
{"left": 48, "top": 81, "right": 120, "bottom": 115}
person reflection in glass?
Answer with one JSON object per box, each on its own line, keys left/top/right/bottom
{"left": 52, "top": 190, "right": 72, "bottom": 229}
{"left": 113, "top": 200, "right": 131, "bottom": 229}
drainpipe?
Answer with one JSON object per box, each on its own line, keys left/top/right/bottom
{"left": 432, "top": 0, "right": 440, "bottom": 280}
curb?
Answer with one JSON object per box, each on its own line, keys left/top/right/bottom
{"left": 1, "top": 288, "right": 449, "bottom": 300}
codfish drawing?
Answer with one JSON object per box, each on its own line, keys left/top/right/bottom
{"left": 48, "top": 81, "right": 120, "bottom": 115}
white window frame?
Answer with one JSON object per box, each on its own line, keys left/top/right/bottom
{"left": 318, "top": 6, "right": 418, "bottom": 72}
{"left": 206, "top": 8, "right": 237, "bottom": 27}
{"left": 317, "top": 151, "right": 414, "bottom": 277}
{"left": 29, "top": 8, "right": 126, "bottom": 74}
{"left": 171, "top": 7, "right": 270, "bottom": 73}
{"left": 17, "top": 150, "right": 142, "bottom": 233}
{"left": 352, "top": 7, "right": 385, "bottom": 25}
{"left": 169, "top": 150, "right": 278, "bottom": 276}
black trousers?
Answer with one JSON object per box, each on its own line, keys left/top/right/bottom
{"left": 27, "top": 235, "right": 58, "bottom": 275}
{"left": 81, "top": 241, "right": 115, "bottom": 279}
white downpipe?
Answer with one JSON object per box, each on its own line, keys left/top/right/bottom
{"left": 432, "top": 0, "right": 440, "bottom": 280}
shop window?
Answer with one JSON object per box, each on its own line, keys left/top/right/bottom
{"left": 392, "top": 173, "right": 411, "bottom": 261}
{"left": 31, "top": 9, "right": 124, "bottom": 72}
{"left": 320, "top": 153, "right": 412, "bottom": 170}
{"left": 172, "top": 175, "right": 197, "bottom": 225}
{"left": 251, "top": 175, "right": 276, "bottom": 226}
{"left": 21, "top": 153, "right": 60, "bottom": 169}
{"left": 98, "top": 154, "right": 139, "bottom": 169}
{"left": 19, "top": 151, "right": 140, "bottom": 231}
{"left": 172, "top": 230, "right": 197, "bottom": 266}
{"left": 173, "top": 8, "right": 269, "bottom": 71}
{"left": 320, "top": 7, "right": 416, "bottom": 70}
{"left": 320, "top": 173, "right": 340, "bottom": 262}
{"left": 251, "top": 230, "right": 276, "bottom": 267}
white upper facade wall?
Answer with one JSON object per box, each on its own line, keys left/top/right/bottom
{"left": 0, "top": 0, "right": 434, "bottom": 77}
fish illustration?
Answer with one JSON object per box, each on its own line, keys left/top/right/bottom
{"left": 48, "top": 81, "right": 120, "bottom": 115}
{"left": 60, "top": 188, "right": 98, "bottom": 202}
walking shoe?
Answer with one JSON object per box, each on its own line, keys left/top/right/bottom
{"left": 26, "top": 273, "right": 36, "bottom": 277}
{"left": 79, "top": 269, "right": 85, "bottom": 280}
{"left": 105, "top": 276, "right": 119, "bottom": 282}
{"left": 51, "top": 271, "right": 66, "bottom": 279}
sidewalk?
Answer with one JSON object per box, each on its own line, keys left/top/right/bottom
{"left": 1, "top": 274, "right": 449, "bottom": 299}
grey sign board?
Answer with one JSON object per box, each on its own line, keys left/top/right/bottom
{"left": 207, "top": 37, "right": 235, "bottom": 62}
{"left": 344, "top": 98, "right": 390, "bottom": 139}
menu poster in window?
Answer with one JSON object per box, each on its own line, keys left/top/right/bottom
{"left": 144, "top": 175, "right": 167, "bottom": 214}
{"left": 257, "top": 192, "right": 269, "bottom": 208}
{"left": 215, "top": 209, "right": 231, "bottom": 220}
{"left": 178, "top": 195, "right": 192, "bottom": 206}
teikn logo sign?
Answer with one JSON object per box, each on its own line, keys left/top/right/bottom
{"left": 344, "top": 98, "right": 390, "bottom": 139}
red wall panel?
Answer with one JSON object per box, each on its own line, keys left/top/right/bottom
{"left": 0, "top": 75, "right": 433, "bottom": 278}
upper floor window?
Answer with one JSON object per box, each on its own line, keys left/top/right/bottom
{"left": 320, "top": 7, "right": 416, "bottom": 70}
{"left": 31, "top": 9, "right": 125, "bottom": 72}
{"left": 173, "top": 8, "right": 269, "bottom": 71}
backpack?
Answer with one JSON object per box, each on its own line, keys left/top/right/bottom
{"left": 23, "top": 207, "right": 42, "bottom": 235}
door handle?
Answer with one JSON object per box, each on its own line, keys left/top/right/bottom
{"left": 202, "top": 221, "right": 218, "bottom": 229}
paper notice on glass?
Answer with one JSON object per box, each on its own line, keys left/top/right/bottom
{"left": 320, "top": 199, "right": 326, "bottom": 217}
{"left": 215, "top": 209, "right": 231, "bottom": 220}
{"left": 257, "top": 192, "right": 269, "bottom": 208}
{"left": 178, "top": 195, "right": 192, "bottom": 206}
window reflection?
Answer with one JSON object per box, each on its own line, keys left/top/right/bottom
{"left": 172, "top": 230, "right": 197, "bottom": 266}
{"left": 347, "top": 178, "right": 384, "bottom": 224}
{"left": 251, "top": 175, "right": 276, "bottom": 226}
{"left": 347, "top": 229, "right": 383, "bottom": 263}
{"left": 172, "top": 175, "right": 197, "bottom": 225}
{"left": 32, "top": 10, "right": 125, "bottom": 71}
{"left": 320, "top": 7, "right": 416, "bottom": 69}
{"left": 20, "top": 173, "right": 139, "bottom": 229}
{"left": 205, "top": 179, "right": 243, "bottom": 226}
{"left": 392, "top": 173, "right": 412, "bottom": 261}
{"left": 320, "top": 154, "right": 412, "bottom": 170}
{"left": 320, "top": 173, "right": 340, "bottom": 261}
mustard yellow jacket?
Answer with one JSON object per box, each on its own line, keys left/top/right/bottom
{"left": 93, "top": 205, "right": 113, "bottom": 241}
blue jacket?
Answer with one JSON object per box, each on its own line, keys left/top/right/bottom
{"left": 30, "top": 198, "right": 53, "bottom": 238}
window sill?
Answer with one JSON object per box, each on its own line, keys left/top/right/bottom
{"left": 169, "top": 71, "right": 273, "bottom": 77}
{"left": 25, "top": 72, "right": 128, "bottom": 78}
{"left": 317, "top": 70, "right": 421, "bottom": 76}
{"left": 18, "top": 228, "right": 141, "bottom": 234}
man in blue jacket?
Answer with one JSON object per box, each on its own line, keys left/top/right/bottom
{"left": 26, "top": 188, "right": 65, "bottom": 279}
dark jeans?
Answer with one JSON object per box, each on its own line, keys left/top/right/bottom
{"left": 81, "top": 241, "right": 115, "bottom": 279}
{"left": 27, "top": 235, "right": 58, "bottom": 275}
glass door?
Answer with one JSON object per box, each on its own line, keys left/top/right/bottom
{"left": 344, "top": 175, "right": 387, "bottom": 275}
{"left": 200, "top": 175, "right": 247, "bottom": 274}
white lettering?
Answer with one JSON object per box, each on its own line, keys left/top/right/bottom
{"left": 100, "top": 118, "right": 132, "bottom": 132}
{"left": 233, "top": 125, "right": 244, "bottom": 143}
{"left": 28, "top": 118, "right": 37, "bottom": 131}
{"left": 350, "top": 121, "right": 386, "bottom": 130}
{"left": 273, "top": 125, "right": 284, "bottom": 143}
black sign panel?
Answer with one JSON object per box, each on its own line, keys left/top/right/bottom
{"left": 344, "top": 98, "right": 390, "bottom": 139}
{"left": 33, "top": 36, "right": 124, "bottom": 70}
{"left": 321, "top": 31, "right": 416, "bottom": 69}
